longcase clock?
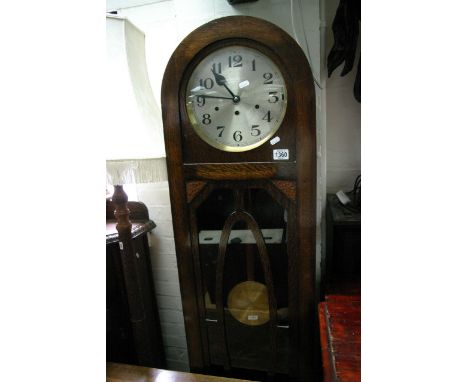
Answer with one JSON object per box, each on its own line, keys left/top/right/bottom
{"left": 161, "top": 16, "right": 317, "bottom": 382}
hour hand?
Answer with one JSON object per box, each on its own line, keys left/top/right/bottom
{"left": 211, "top": 68, "right": 227, "bottom": 86}
{"left": 211, "top": 68, "right": 239, "bottom": 102}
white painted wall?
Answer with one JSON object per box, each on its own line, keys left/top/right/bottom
{"left": 107, "top": 0, "right": 360, "bottom": 372}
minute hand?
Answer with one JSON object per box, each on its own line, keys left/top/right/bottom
{"left": 211, "top": 68, "right": 239, "bottom": 102}
{"left": 200, "top": 95, "right": 233, "bottom": 100}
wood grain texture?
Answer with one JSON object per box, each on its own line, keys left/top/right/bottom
{"left": 107, "top": 363, "right": 257, "bottom": 382}
{"left": 184, "top": 163, "right": 296, "bottom": 180}
{"left": 318, "top": 296, "right": 361, "bottom": 382}
{"left": 318, "top": 304, "right": 332, "bottom": 382}
{"left": 270, "top": 180, "right": 296, "bottom": 202}
{"left": 162, "top": 55, "right": 206, "bottom": 368}
{"left": 190, "top": 163, "right": 276, "bottom": 180}
{"left": 188, "top": 206, "right": 211, "bottom": 365}
{"left": 186, "top": 181, "right": 208, "bottom": 203}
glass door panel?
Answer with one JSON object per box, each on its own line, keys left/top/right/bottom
{"left": 195, "top": 186, "right": 289, "bottom": 373}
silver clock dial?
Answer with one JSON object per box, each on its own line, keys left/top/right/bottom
{"left": 185, "top": 45, "right": 287, "bottom": 152}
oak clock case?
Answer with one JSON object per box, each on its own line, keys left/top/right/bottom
{"left": 162, "top": 16, "right": 317, "bottom": 382}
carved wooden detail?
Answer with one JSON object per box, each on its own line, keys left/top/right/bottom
{"left": 192, "top": 163, "right": 276, "bottom": 180}
{"left": 113, "top": 185, "right": 132, "bottom": 236}
{"left": 186, "top": 181, "right": 208, "bottom": 203}
{"left": 271, "top": 180, "right": 297, "bottom": 202}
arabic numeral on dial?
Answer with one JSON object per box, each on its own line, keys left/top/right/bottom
{"left": 233, "top": 131, "right": 243, "bottom": 142}
{"left": 202, "top": 114, "right": 211, "bottom": 125}
{"left": 211, "top": 62, "right": 222, "bottom": 73}
{"left": 268, "top": 91, "right": 279, "bottom": 103}
{"left": 262, "top": 111, "right": 272, "bottom": 122}
{"left": 217, "top": 126, "right": 225, "bottom": 137}
{"left": 251, "top": 125, "right": 261, "bottom": 136}
{"left": 228, "top": 55, "right": 242, "bottom": 67}
{"left": 199, "top": 78, "right": 214, "bottom": 89}
{"left": 263, "top": 72, "right": 273, "bottom": 84}
{"left": 196, "top": 96, "right": 205, "bottom": 107}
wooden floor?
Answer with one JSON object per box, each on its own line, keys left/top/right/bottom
{"left": 107, "top": 363, "right": 257, "bottom": 382}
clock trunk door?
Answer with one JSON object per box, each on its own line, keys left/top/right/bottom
{"left": 190, "top": 184, "right": 294, "bottom": 375}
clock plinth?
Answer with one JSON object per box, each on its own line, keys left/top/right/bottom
{"left": 162, "top": 16, "right": 317, "bottom": 381}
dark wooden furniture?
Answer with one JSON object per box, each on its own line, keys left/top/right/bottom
{"left": 323, "top": 194, "right": 361, "bottom": 296}
{"left": 318, "top": 295, "right": 361, "bottom": 382}
{"left": 161, "top": 16, "right": 317, "bottom": 382}
{"left": 107, "top": 362, "right": 257, "bottom": 382}
{"left": 107, "top": 192, "right": 166, "bottom": 368}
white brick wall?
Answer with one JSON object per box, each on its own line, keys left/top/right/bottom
{"left": 135, "top": 181, "right": 190, "bottom": 371}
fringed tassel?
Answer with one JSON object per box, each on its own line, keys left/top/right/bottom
{"left": 106, "top": 158, "right": 168, "bottom": 185}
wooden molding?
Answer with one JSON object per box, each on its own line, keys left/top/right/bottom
{"left": 186, "top": 181, "right": 208, "bottom": 203}
{"left": 271, "top": 180, "right": 297, "bottom": 201}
